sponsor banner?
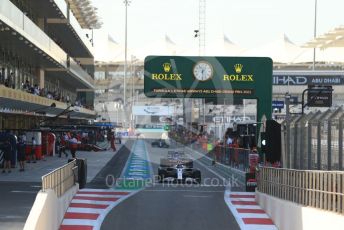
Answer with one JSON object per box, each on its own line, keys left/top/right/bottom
{"left": 211, "top": 115, "right": 256, "bottom": 123}
{"left": 144, "top": 56, "right": 272, "bottom": 99}
{"left": 132, "top": 106, "right": 174, "bottom": 116}
{"left": 144, "top": 56, "right": 273, "bottom": 121}
{"left": 273, "top": 75, "right": 344, "bottom": 85}
{"left": 272, "top": 100, "right": 284, "bottom": 109}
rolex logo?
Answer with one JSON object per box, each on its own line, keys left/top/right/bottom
{"left": 163, "top": 63, "right": 171, "bottom": 72}
{"left": 234, "top": 64, "right": 243, "bottom": 74}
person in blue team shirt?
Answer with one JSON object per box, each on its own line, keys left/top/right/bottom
{"left": 17, "top": 138, "right": 26, "bottom": 172}
{"left": 2, "top": 139, "right": 12, "bottom": 173}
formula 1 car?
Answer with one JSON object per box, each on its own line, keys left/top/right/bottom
{"left": 151, "top": 139, "right": 169, "bottom": 148}
{"left": 160, "top": 151, "right": 193, "bottom": 168}
{"left": 158, "top": 151, "right": 201, "bottom": 183}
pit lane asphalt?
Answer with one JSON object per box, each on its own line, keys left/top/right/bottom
{"left": 0, "top": 141, "right": 132, "bottom": 230}
{"left": 0, "top": 181, "right": 41, "bottom": 230}
{"left": 101, "top": 140, "right": 241, "bottom": 230}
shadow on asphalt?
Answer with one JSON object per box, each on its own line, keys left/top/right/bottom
{"left": 86, "top": 140, "right": 134, "bottom": 189}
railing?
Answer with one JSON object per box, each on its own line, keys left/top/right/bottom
{"left": 0, "top": 85, "right": 66, "bottom": 109}
{"left": 42, "top": 160, "right": 78, "bottom": 197}
{"left": 0, "top": 85, "right": 96, "bottom": 116}
{"left": 257, "top": 167, "right": 344, "bottom": 215}
{"left": 0, "top": 0, "right": 67, "bottom": 67}
{"left": 69, "top": 12, "right": 93, "bottom": 53}
{"left": 54, "top": 0, "right": 68, "bottom": 18}
{"left": 69, "top": 57, "right": 94, "bottom": 88}
{"left": 72, "top": 105, "right": 96, "bottom": 116}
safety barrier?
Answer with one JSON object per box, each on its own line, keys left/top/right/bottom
{"left": 42, "top": 160, "right": 78, "bottom": 197}
{"left": 257, "top": 167, "right": 344, "bottom": 215}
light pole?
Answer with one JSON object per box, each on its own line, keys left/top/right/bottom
{"left": 131, "top": 55, "right": 138, "bottom": 101}
{"left": 130, "top": 55, "right": 138, "bottom": 129}
{"left": 313, "top": 0, "right": 317, "bottom": 70}
{"left": 123, "top": 0, "right": 130, "bottom": 118}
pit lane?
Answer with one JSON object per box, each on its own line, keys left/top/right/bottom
{"left": 100, "top": 139, "right": 241, "bottom": 230}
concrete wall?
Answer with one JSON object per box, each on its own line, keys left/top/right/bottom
{"left": 24, "top": 185, "right": 78, "bottom": 230}
{"left": 256, "top": 191, "right": 344, "bottom": 230}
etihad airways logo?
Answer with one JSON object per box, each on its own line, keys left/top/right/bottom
{"left": 224, "top": 64, "right": 254, "bottom": 82}
{"left": 151, "top": 62, "right": 182, "bottom": 81}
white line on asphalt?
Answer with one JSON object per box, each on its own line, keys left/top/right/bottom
{"left": 230, "top": 205, "right": 261, "bottom": 209}
{"left": 143, "top": 189, "right": 223, "bottom": 193}
{"left": 231, "top": 192, "right": 256, "bottom": 195}
{"left": 11, "top": 190, "right": 37, "bottom": 194}
{"left": 230, "top": 198, "right": 256, "bottom": 202}
{"left": 241, "top": 225, "right": 278, "bottom": 230}
{"left": 75, "top": 194, "right": 124, "bottom": 198}
{"left": 183, "top": 195, "right": 212, "bottom": 198}
{"left": 71, "top": 200, "right": 113, "bottom": 205}
{"left": 67, "top": 207, "right": 104, "bottom": 214}
{"left": 236, "top": 213, "right": 270, "bottom": 219}
{"left": 62, "top": 219, "right": 97, "bottom": 226}
{"left": 0, "top": 215, "right": 24, "bottom": 219}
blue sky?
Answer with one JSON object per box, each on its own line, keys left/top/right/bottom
{"left": 92, "top": 0, "right": 344, "bottom": 51}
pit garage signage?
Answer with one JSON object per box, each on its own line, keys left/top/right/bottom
{"left": 273, "top": 75, "right": 344, "bottom": 85}
{"left": 144, "top": 56, "right": 273, "bottom": 120}
{"left": 307, "top": 86, "right": 333, "bottom": 107}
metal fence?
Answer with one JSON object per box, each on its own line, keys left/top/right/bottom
{"left": 283, "top": 107, "right": 344, "bottom": 170}
{"left": 258, "top": 167, "right": 344, "bottom": 215}
{"left": 42, "top": 160, "right": 78, "bottom": 197}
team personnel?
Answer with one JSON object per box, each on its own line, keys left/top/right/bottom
{"left": 28, "top": 137, "right": 37, "bottom": 163}
{"left": 17, "top": 138, "right": 26, "bottom": 171}
{"left": 69, "top": 135, "right": 79, "bottom": 158}
{"left": 110, "top": 132, "right": 116, "bottom": 151}
{"left": 2, "top": 139, "right": 12, "bottom": 173}
{"left": 62, "top": 133, "right": 69, "bottom": 157}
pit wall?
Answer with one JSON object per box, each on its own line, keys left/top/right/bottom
{"left": 24, "top": 185, "right": 78, "bottom": 230}
{"left": 256, "top": 191, "right": 344, "bottom": 230}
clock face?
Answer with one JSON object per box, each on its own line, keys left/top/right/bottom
{"left": 193, "top": 61, "right": 213, "bottom": 81}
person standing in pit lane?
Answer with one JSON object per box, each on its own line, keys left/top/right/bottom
{"left": 17, "top": 138, "right": 26, "bottom": 171}
{"left": 110, "top": 132, "right": 116, "bottom": 152}
{"left": 2, "top": 139, "right": 12, "bottom": 173}
{"left": 62, "top": 133, "right": 69, "bottom": 157}
{"left": 28, "top": 137, "right": 37, "bottom": 163}
{"left": 56, "top": 135, "right": 62, "bottom": 158}
{"left": 69, "top": 135, "right": 79, "bottom": 158}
